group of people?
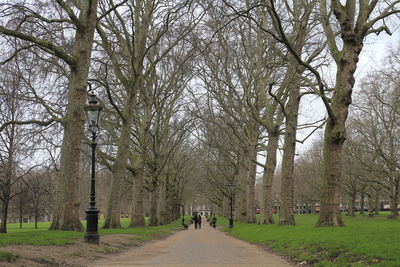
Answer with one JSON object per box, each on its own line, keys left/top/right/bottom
{"left": 188, "top": 212, "right": 217, "bottom": 229}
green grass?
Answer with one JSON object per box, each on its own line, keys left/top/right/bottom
{"left": 219, "top": 213, "right": 400, "bottom": 267}
{"left": 0, "top": 217, "right": 188, "bottom": 246}
{"left": 0, "top": 251, "right": 19, "bottom": 262}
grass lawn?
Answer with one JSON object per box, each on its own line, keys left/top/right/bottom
{"left": 219, "top": 213, "right": 400, "bottom": 267}
{"left": 0, "top": 217, "right": 188, "bottom": 246}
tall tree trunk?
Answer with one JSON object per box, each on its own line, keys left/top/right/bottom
{"left": 103, "top": 87, "right": 137, "bottom": 229}
{"left": 149, "top": 181, "right": 159, "bottom": 226}
{"left": 316, "top": 116, "right": 346, "bottom": 226}
{"left": 129, "top": 172, "right": 145, "bottom": 227}
{"left": 50, "top": 0, "right": 98, "bottom": 231}
{"left": 260, "top": 130, "right": 278, "bottom": 224}
{"left": 129, "top": 95, "right": 151, "bottom": 228}
{"left": 158, "top": 177, "right": 167, "bottom": 225}
{"left": 360, "top": 192, "right": 365, "bottom": 215}
{"left": 279, "top": 68, "right": 301, "bottom": 226}
{"left": 246, "top": 141, "right": 257, "bottom": 223}
{"left": 223, "top": 196, "right": 230, "bottom": 218}
{"left": 367, "top": 194, "right": 375, "bottom": 217}
{"left": 235, "top": 156, "right": 247, "bottom": 222}
{"left": 347, "top": 192, "right": 356, "bottom": 217}
{"left": 129, "top": 158, "right": 145, "bottom": 227}
{"left": 19, "top": 206, "right": 23, "bottom": 229}
{"left": 374, "top": 192, "right": 380, "bottom": 215}
{"left": 0, "top": 200, "right": 9, "bottom": 233}
{"left": 316, "top": 47, "right": 360, "bottom": 226}
{"left": 388, "top": 180, "right": 399, "bottom": 219}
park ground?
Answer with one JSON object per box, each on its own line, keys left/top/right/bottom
{"left": 0, "top": 214, "right": 399, "bottom": 266}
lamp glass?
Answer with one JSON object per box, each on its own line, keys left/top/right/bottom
{"left": 84, "top": 94, "right": 102, "bottom": 131}
{"left": 229, "top": 182, "right": 235, "bottom": 193}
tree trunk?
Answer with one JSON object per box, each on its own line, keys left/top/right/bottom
{"left": 158, "top": 178, "right": 167, "bottom": 225}
{"left": 50, "top": 0, "right": 98, "bottom": 232}
{"left": 129, "top": 162, "right": 145, "bottom": 227}
{"left": 260, "top": 130, "right": 278, "bottom": 224}
{"left": 316, "top": 116, "right": 346, "bottom": 226}
{"left": 315, "top": 1, "right": 368, "bottom": 226}
{"left": 347, "top": 192, "right": 356, "bottom": 216}
{"left": 388, "top": 182, "right": 399, "bottom": 219}
{"left": 104, "top": 82, "right": 140, "bottom": 229}
{"left": 360, "top": 192, "right": 365, "bottom": 215}
{"left": 316, "top": 54, "right": 360, "bottom": 226}
{"left": 374, "top": 193, "right": 380, "bottom": 216}
{"left": 19, "top": 207, "right": 23, "bottom": 229}
{"left": 367, "top": 195, "right": 375, "bottom": 217}
{"left": 235, "top": 157, "right": 247, "bottom": 222}
{"left": 246, "top": 141, "right": 257, "bottom": 223}
{"left": 0, "top": 200, "right": 9, "bottom": 233}
{"left": 149, "top": 181, "right": 159, "bottom": 226}
{"left": 279, "top": 68, "right": 301, "bottom": 226}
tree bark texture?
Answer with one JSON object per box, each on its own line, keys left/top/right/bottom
{"left": 50, "top": 0, "right": 98, "bottom": 231}
{"left": 158, "top": 177, "right": 167, "bottom": 225}
{"left": 246, "top": 140, "right": 257, "bottom": 223}
{"left": 103, "top": 87, "right": 138, "bottom": 229}
{"left": 316, "top": 42, "right": 361, "bottom": 226}
{"left": 149, "top": 181, "right": 159, "bottom": 226}
{"left": 235, "top": 155, "right": 248, "bottom": 222}
{"left": 0, "top": 200, "right": 9, "bottom": 233}
{"left": 389, "top": 181, "right": 399, "bottom": 218}
{"left": 347, "top": 192, "right": 356, "bottom": 216}
{"left": 360, "top": 192, "right": 365, "bottom": 215}
{"left": 129, "top": 157, "right": 146, "bottom": 227}
{"left": 129, "top": 97, "right": 151, "bottom": 227}
{"left": 279, "top": 67, "right": 301, "bottom": 226}
{"left": 260, "top": 130, "right": 278, "bottom": 224}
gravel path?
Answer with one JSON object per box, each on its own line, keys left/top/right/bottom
{"left": 93, "top": 217, "right": 293, "bottom": 267}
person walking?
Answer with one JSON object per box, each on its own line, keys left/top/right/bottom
{"left": 192, "top": 213, "right": 198, "bottom": 229}
{"left": 197, "top": 213, "right": 202, "bottom": 229}
{"left": 212, "top": 214, "right": 217, "bottom": 228}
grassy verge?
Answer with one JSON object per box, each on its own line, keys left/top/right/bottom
{"left": 0, "top": 217, "right": 188, "bottom": 246}
{"left": 219, "top": 213, "right": 400, "bottom": 267}
{"left": 0, "top": 251, "right": 19, "bottom": 262}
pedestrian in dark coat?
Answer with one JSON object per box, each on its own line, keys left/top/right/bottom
{"left": 197, "top": 214, "right": 202, "bottom": 229}
{"left": 192, "top": 213, "right": 198, "bottom": 229}
{"left": 212, "top": 215, "right": 217, "bottom": 228}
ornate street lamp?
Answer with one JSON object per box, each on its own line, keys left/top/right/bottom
{"left": 84, "top": 91, "right": 102, "bottom": 244}
{"left": 228, "top": 181, "right": 235, "bottom": 228}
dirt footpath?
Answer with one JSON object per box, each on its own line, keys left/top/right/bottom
{"left": 93, "top": 218, "right": 293, "bottom": 267}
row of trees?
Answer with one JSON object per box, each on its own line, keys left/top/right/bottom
{"left": 0, "top": 0, "right": 399, "bottom": 233}
{"left": 187, "top": 0, "right": 400, "bottom": 227}
{"left": 0, "top": 0, "right": 200, "bottom": 233}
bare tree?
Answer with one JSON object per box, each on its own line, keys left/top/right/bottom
{"left": 0, "top": 64, "right": 38, "bottom": 233}
{"left": 0, "top": 0, "right": 100, "bottom": 231}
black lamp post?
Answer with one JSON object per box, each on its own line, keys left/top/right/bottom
{"left": 84, "top": 92, "right": 102, "bottom": 244}
{"left": 228, "top": 181, "right": 235, "bottom": 228}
